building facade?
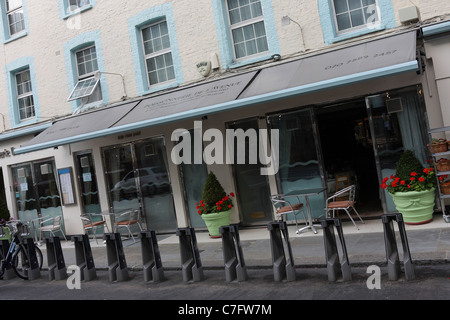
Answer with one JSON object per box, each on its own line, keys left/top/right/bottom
{"left": 1, "top": 0, "right": 450, "bottom": 236}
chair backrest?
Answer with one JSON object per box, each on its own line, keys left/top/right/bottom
{"left": 53, "top": 215, "right": 61, "bottom": 227}
{"left": 335, "top": 172, "right": 350, "bottom": 192}
{"left": 80, "top": 214, "right": 93, "bottom": 227}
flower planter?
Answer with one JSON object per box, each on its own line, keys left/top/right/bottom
{"left": 389, "top": 188, "right": 435, "bottom": 225}
{"left": 201, "top": 210, "right": 231, "bottom": 238}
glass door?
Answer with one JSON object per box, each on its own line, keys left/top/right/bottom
{"left": 74, "top": 151, "right": 101, "bottom": 214}
{"left": 134, "top": 138, "right": 177, "bottom": 233}
{"left": 366, "top": 87, "right": 429, "bottom": 213}
{"left": 268, "top": 108, "right": 326, "bottom": 220}
{"left": 103, "top": 144, "right": 141, "bottom": 223}
{"left": 228, "top": 118, "right": 273, "bottom": 226}
{"left": 178, "top": 129, "right": 208, "bottom": 228}
{"left": 103, "top": 138, "right": 177, "bottom": 234}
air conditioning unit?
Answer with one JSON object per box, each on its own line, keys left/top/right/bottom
{"left": 386, "top": 98, "right": 403, "bottom": 113}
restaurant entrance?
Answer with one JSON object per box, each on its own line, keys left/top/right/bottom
{"left": 315, "top": 86, "right": 429, "bottom": 218}
{"left": 316, "top": 99, "right": 383, "bottom": 218}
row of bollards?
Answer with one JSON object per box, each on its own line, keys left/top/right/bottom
{"left": 0, "top": 212, "right": 416, "bottom": 283}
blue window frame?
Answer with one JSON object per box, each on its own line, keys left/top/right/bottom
{"left": 6, "top": 57, "right": 40, "bottom": 128}
{"left": 318, "top": 0, "right": 396, "bottom": 44}
{"left": 211, "top": 0, "right": 280, "bottom": 69}
{"left": 63, "top": 31, "right": 108, "bottom": 112}
{"left": 58, "top": 0, "right": 95, "bottom": 20}
{"left": 0, "top": 0, "right": 29, "bottom": 43}
{"left": 128, "top": 3, "right": 183, "bottom": 96}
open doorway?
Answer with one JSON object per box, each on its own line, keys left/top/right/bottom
{"left": 316, "top": 99, "right": 383, "bottom": 219}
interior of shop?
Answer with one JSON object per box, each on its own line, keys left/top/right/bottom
{"left": 316, "top": 99, "right": 384, "bottom": 219}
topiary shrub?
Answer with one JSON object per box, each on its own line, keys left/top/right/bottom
{"left": 395, "top": 150, "right": 425, "bottom": 181}
{"left": 197, "top": 172, "right": 234, "bottom": 215}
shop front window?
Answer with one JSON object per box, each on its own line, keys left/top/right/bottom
{"left": 11, "top": 159, "right": 64, "bottom": 236}
{"left": 268, "top": 109, "right": 325, "bottom": 220}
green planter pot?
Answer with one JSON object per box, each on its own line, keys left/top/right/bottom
{"left": 201, "top": 210, "right": 231, "bottom": 238}
{"left": 389, "top": 188, "right": 435, "bottom": 225}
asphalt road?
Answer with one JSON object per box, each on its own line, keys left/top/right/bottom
{"left": 1, "top": 264, "right": 449, "bottom": 302}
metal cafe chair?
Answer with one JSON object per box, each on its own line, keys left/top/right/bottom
{"left": 80, "top": 213, "right": 110, "bottom": 244}
{"left": 38, "top": 215, "right": 67, "bottom": 241}
{"left": 270, "top": 194, "right": 307, "bottom": 231}
{"left": 114, "top": 209, "right": 143, "bottom": 242}
{"left": 325, "top": 185, "right": 364, "bottom": 230}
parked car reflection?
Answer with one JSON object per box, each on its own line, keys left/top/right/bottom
{"left": 111, "top": 167, "right": 170, "bottom": 199}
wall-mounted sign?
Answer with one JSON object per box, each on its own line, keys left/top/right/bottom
{"left": 58, "top": 167, "right": 76, "bottom": 205}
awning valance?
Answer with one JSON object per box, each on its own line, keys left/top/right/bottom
{"left": 14, "top": 31, "right": 418, "bottom": 155}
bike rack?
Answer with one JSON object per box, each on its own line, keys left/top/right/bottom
{"left": 71, "top": 234, "right": 97, "bottom": 281}
{"left": 219, "top": 224, "right": 248, "bottom": 282}
{"left": 23, "top": 237, "right": 41, "bottom": 280}
{"left": 381, "top": 213, "right": 415, "bottom": 281}
{"left": 44, "top": 237, "right": 67, "bottom": 281}
{"left": 321, "top": 218, "right": 352, "bottom": 282}
{"left": 176, "top": 227, "right": 204, "bottom": 282}
{"left": 139, "top": 230, "right": 165, "bottom": 282}
{"left": 103, "top": 233, "right": 129, "bottom": 282}
{"left": 267, "top": 221, "right": 296, "bottom": 282}
{"left": 0, "top": 239, "right": 15, "bottom": 279}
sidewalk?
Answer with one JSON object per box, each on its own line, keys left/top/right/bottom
{"left": 44, "top": 216, "right": 450, "bottom": 271}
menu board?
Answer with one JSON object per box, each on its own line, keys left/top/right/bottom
{"left": 58, "top": 167, "right": 76, "bottom": 205}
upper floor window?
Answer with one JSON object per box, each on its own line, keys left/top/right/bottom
{"left": 68, "top": 45, "right": 102, "bottom": 103}
{"left": 319, "top": 0, "right": 395, "bottom": 44}
{"left": 5, "top": 57, "right": 40, "bottom": 127}
{"left": 68, "top": 0, "right": 90, "bottom": 13}
{"left": 128, "top": 3, "right": 183, "bottom": 95}
{"left": 15, "top": 68, "right": 35, "bottom": 121}
{"left": 5, "top": 0, "right": 24, "bottom": 36}
{"left": 141, "top": 20, "right": 175, "bottom": 87}
{"left": 58, "top": 0, "right": 95, "bottom": 20}
{"left": 226, "top": 0, "right": 269, "bottom": 60}
{"left": 332, "top": 0, "right": 380, "bottom": 34}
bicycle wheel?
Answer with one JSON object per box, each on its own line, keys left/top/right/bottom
{"left": 12, "top": 244, "right": 42, "bottom": 280}
{"left": 34, "top": 245, "right": 43, "bottom": 270}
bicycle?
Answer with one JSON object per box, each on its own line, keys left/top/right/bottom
{"left": 0, "top": 221, "right": 43, "bottom": 280}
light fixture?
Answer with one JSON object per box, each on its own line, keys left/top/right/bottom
{"left": 281, "top": 15, "right": 306, "bottom": 49}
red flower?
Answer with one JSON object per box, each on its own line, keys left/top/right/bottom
{"left": 411, "top": 172, "right": 417, "bottom": 176}
{"left": 400, "top": 180, "right": 406, "bottom": 185}
{"left": 230, "top": 192, "right": 235, "bottom": 197}
{"left": 419, "top": 177, "right": 425, "bottom": 182}
{"left": 410, "top": 177, "right": 415, "bottom": 181}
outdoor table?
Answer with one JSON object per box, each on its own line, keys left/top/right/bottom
{"left": 284, "top": 188, "right": 326, "bottom": 234}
